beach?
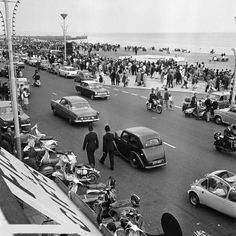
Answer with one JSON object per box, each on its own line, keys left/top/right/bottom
{"left": 95, "top": 47, "right": 234, "bottom": 72}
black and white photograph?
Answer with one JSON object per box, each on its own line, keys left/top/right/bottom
{"left": 0, "top": 0, "right": 236, "bottom": 235}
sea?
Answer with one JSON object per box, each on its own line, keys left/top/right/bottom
{"left": 78, "top": 32, "right": 236, "bottom": 56}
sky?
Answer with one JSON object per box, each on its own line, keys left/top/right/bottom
{"left": 0, "top": 0, "right": 236, "bottom": 35}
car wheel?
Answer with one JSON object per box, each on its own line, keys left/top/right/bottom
{"left": 215, "top": 145, "right": 221, "bottom": 151}
{"left": 215, "top": 116, "right": 222, "bottom": 125}
{"left": 68, "top": 118, "right": 74, "bottom": 125}
{"left": 87, "top": 173, "right": 98, "bottom": 184}
{"left": 65, "top": 74, "right": 68, "bottom": 79}
{"left": 91, "top": 94, "right": 95, "bottom": 100}
{"left": 129, "top": 153, "right": 138, "bottom": 168}
{"left": 52, "top": 108, "right": 57, "bottom": 116}
{"left": 189, "top": 192, "right": 200, "bottom": 207}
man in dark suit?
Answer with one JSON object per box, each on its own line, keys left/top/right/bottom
{"left": 82, "top": 124, "right": 99, "bottom": 168}
{"left": 99, "top": 125, "right": 115, "bottom": 170}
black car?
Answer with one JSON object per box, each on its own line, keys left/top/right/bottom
{"left": 114, "top": 126, "right": 167, "bottom": 169}
{"left": 75, "top": 80, "right": 110, "bottom": 100}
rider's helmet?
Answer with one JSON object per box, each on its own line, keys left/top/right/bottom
{"left": 130, "top": 194, "right": 140, "bottom": 207}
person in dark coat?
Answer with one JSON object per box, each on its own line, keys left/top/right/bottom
{"left": 82, "top": 124, "right": 99, "bottom": 168}
{"left": 99, "top": 125, "right": 115, "bottom": 170}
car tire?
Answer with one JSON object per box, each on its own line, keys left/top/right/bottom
{"left": 215, "top": 116, "right": 222, "bottom": 125}
{"left": 68, "top": 118, "right": 74, "bottom": 125}
{"left": 52, "top": 108, "right": 57, "bottom": 116}
{"left": 65, "top": 74, "right": 68, "bottom": 79}
{"left": 189, "top": 192, "right": 200, "bottom": 207}
{"left": 91, "top": 94, "right": 95, "bottom": 100}
{"left": 129, "top": 153, "right": 138, "bottom": 168}
{"left": 215, "top": 145, "right": 221, "bottom": 151}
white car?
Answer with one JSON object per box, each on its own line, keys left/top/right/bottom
{"left": 188, "top": 170, "right": 236, "bottom": 218}
{"left": 27, "top": 57, "right": 38, "bottom": 66}
{"left": 58, "top": 66, "right": 79, "bottom": 79}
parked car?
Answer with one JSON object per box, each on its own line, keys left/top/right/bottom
{"left": 188, "top": 170, "right": 236, "bottom": 218}
{"left": 48, "top": 62, "right": 61, "bottom": 74}
{"left": 75, "top": 80, "right": 109, "bottom": 100}
{"left": 50, "top": 96, "right": 99, "bottom": 125}
{"left": 0, "top": 101, "right": 31, "bottom": 130}
{"left": 214, "top": 105, "right": 236, "bottom": 125}
{"left": 40, "top": 60, "right": 50, "bottom": 70}
{"left": 209, "top": 91, "right": 230, "bottom": 109}
{"left": 114, "top": 126, "right": 167, "bottom": 169}
{"left": 58, "top": 66, "right": 79, "bottom": 78}
{"left": 27, "top": 57, "right": 38, "bottom": 66}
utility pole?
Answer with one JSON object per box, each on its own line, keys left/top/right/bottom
{"left": 4, "top": 0, "right": 22, "bottom": 159}
{"left": 60, "top": 13, "right": 67, "bottom": 61}
{"left": 231, "top": 48, "right": 236, "bottom": 107}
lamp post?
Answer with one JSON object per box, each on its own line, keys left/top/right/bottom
{"left": 60, "top": 13, "right": 67, "bottom": 61}
{"left": 231, "top": 48, "right": 236, "bottom": 107}
{"left": 3, "top": 0, "right": 22, "bottom": 160}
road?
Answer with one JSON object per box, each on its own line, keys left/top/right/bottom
{"left": 22, "top": 65, "right": 236, "bottom": 236}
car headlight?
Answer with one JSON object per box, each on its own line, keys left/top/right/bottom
{"left": 107, "top": 91, "right": 110, "bottom": 95}
{"left": 95, "top": 92, "right": 98, "bottom": 95}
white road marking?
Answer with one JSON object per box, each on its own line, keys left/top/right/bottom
{"left": 131, "top": 93, "right": 138, "bottom": 96}
{"left": 174, "top": 105, "right": 182, "bottom": 109}
{"left": 141, "top": 96, "right": 147, "bottom": 99}
{"left": 122, "top": 91, "right": 129, "bottom": 93}
{"left": 113, "top": 88, "right": 119, "bottom": 91}
{"left": 164, "top": 142, "right": 176, "bottom": 149}
{"left": 152, "top": 117, "right": 157, "bottom": 119}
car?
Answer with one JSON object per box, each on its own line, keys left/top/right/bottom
{"left": 188, "top": 170, "right": 236, "bottom": 218}
{"left": 208, "top": 91, "right": 230, "bottom": 109}
{"left": 114, "top": 126, "right": 167, "bottom": 169}
{"left": 14, "top": 60, "right": 25, "bottom": 69}
{"left": 0, "top": 101, "right": 31, "bottom": 130}
{"left": 50, "top": 96, "right": 99, "bottom": 125}
{"left": 40, "top": 60, "right": 50, "bottom": 70}
{"left": 58, "top": 66, "right": 79, "bottom": 79}
{"left": 27, "top": 57, "right": 38, "bottom": 66}
{"left": 75, "top": 80, "right": 110, "bottom": 100}
{"left": 48, "top": 62, "right": 61, "bottom": 74}
{"left": 214, "top": 105, "right": 236, "bottom": 125}
{"left": 75, "top": 70, "right": 97, "bottom": 83}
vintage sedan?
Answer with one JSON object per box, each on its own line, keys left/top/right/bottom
{"left": 75, "top": 80, "right": 109, "bottom": 100}
{"left": 188, "top": 170, "right": 236, "bottom": 218}
{"left": 114, "top": 126, "right": 167, "bottom": 169}
{"left": 27, "top": 57, "right": 38, "bottom": 66}
{"left": 75, "top": 70, "right": 97, "bottom": 83}
{"left": 58, "top": 66, "right": 79, "bottom": 78}
{"left": 0, "top": 101, "right": 31, "bottom": 130}
{"left": 214, "top": 105, "right": 236, "bottom": 125}
{"left": 40, "top": 60, "right": 50, "bottom": 70}
{"left": 51, "top": 96, "right": 99, "bottom": 125}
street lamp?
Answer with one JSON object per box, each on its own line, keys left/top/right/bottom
{"left": 60, "top": 13, "right": 67, "bottom": 61}
{"left": 231, "top": 48, "right": 236, "bottom": 107}
{"left": 3, "top": 0, "right": 22, "bottom": 160}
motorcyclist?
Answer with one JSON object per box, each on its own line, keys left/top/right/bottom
{"left": 155, "top": 87, "right": 163, "bottom": 106}
{"left": 223, "top": 124, "right": 236, "bottom": 149}
{"left": 32, "top": 70, "right": 40, "bottom": 86}
{"left": 148, "top": 88, "right": 157, "bottom": 108}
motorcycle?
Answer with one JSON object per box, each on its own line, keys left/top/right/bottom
{"left": 184, "top": 103, "right": 206, "bottom": 119}
{"left": 214, "top": 132, "right": 236, "bottom": 152}
{"left": 32, "top": 79, "right": 41, "bottom": 87}
{"left": 146, "top": 99, "right": 162, "bottom": 114}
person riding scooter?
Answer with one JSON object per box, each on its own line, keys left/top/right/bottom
{"left": 32, "top": 70, "right": 41, "bottom": 86}
{"left": 148, "top": 88, "right": 158, "bottom": 108}
{"left": 223, "top": 124, "right": 236, "bottom": 149}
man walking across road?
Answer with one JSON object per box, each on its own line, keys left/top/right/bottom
{"left": 99, "top": 125, "right": 115, "bottom": 170}
{"left": 82, "top": 123, "right": 99, "bottom": 168}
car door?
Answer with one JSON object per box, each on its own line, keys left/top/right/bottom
{"left": 226, "top": 107, "right": 236, "bottom": 125}
{"left": 82, "top": 83, "right": 90, "bottom": 97}
{"left": 57, "top": 98, "right": 68, "bottom": 118}
{"left": 117, "top": 131, "right": 130, "bottom": 158}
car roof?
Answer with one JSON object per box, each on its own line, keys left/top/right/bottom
{"left": 125, "top": 126, "right": 160, "bottom": 140}
{"left": 63, "top": 66, "right": 75, "bottom": 69}
{"left": 82, "top": 80, "right": 99, "bottom": 84}
{"left": 211, "top": 91, "right": 230, "bottom": 96}
{"left": 16, "top": 78, "right": 28, "bottom": 82}
{"left": 0, "top": 101, "right": 12, "bottom": 107}
{"left": 62, "top": 96, "right": 88, "bottom": 103}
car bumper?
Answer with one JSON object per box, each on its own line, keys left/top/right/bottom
{"left": 144, "top": 161, "right": 167, "bottom": 169}
{"left": 95, "top": 94, "right": 110, "bottom": 98}
{"left": 2, "top": 123, "right": 31, "bottom": 129}
{"left": 74, "top": 118, "right": 99, "bottom": 123}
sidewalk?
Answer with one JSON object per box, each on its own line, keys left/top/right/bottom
{"left": 103, "top": 74, "right": 207, "bottom": 95}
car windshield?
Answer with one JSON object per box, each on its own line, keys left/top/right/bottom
{"left": 89, "top": 83, "right": 102, "bottom": 89}
{"left": 71, "top": 102, "right": 90, "bottom": 110}
{"left": 65, "top": 67, "right": 76, "bottom": 71}
{"left": 209, "top": 94, "right": 221, "bottom": 100}
{"left": 144, "top": 138, "right": 161, "bottom": 148}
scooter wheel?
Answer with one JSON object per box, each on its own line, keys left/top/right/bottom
{"left": 88, "top": 173, "right": 98, "bottom": 184}
{"left": 156, "top": 106, "right": 162, "bottom": 114}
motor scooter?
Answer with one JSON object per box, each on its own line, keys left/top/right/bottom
{"left": 146, "top": 99, "right": 162, "bottom": 114}
{"left": 214, "top": 132, "right": 236, "bottom": 152}
{"left": 184, "top": 103, "right": 206, "bottom": 119}
{"left": 32, "top": 79, "right": 41, "bottom": 87}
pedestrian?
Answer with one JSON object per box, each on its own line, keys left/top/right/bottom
{"left": 18, "top": 84, "right": 24, "bottom": 106}
{"left": 22, "top": 88, "right": 29, "bottom": 111}
{"left": 205, "top": 94, "right": 212, "bottom": 122}
{"left": 82, "top": 123, "right": 99, "bottom": 168}
{"left": 99, "top": 125, "right": 115, "bottom": 170}
{"left": 163, "top": 88, "right": 169, "bottom": 110}
{"left": 1, "top": 127, "right": 14, "bottom": 154}
{"left": 169, "top": 93, "right": 174, "bottom": 110}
